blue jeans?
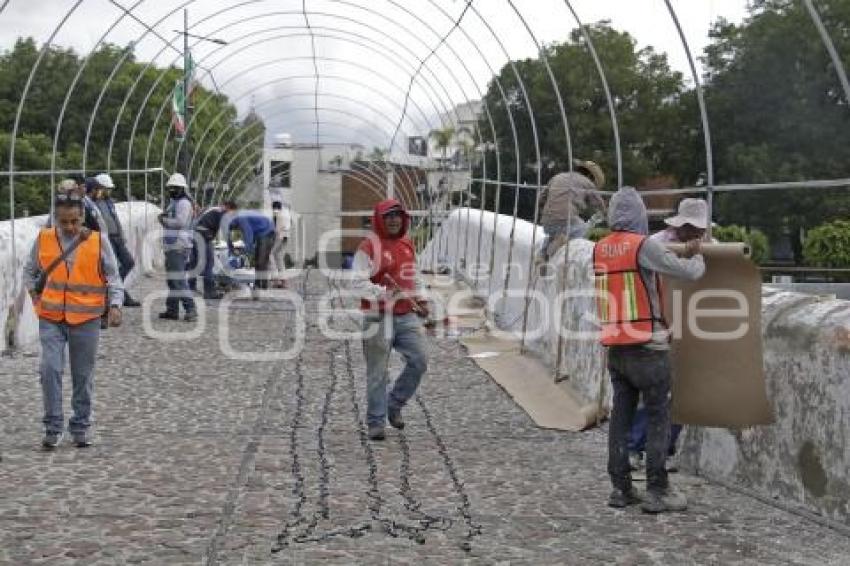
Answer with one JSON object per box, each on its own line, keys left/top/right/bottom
{"left": 165, "top": 248, "right": 196, "bottom": 315}
{"left": 629, "top": 408, "right": 683, "bottom": 456}
{"left": 361, "top": 312, "right": 428, "bottom": 427}
{"left": 39, "top": 318, "right": 100, "bottom": 435}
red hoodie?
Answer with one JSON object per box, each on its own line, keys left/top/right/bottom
{"left": 358, "top": 199, "right": 418, "bottom": 315}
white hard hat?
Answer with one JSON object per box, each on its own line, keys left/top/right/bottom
{"left": 166, "top": 172, "right": 188, "bottom": 189}
{"left": 94, "top": 173, "right": 115, "bottom": 189}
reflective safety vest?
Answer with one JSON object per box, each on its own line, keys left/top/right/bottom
{"left": 36, "top": 228, "right": 107, "bottom": 325}
{"left": 593, "top": 232, "right": 665, "bottom": 346}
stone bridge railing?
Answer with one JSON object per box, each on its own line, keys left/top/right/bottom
{"left": 423, "top": 208, "right": 850, "bottom": 525}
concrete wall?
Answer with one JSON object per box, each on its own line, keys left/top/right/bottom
{"left": 1, "top": 202, "right": 163, "bottom": 353}
{"left": 423, "top": 209, "right": 850, "bottom": 524}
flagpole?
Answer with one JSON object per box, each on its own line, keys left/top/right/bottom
{"left": 183, "top": 8, "right": 191, "bottom": 198}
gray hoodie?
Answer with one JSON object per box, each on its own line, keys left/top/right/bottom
{"left": 607, "top": 186, "right": 706, "bottom": 349}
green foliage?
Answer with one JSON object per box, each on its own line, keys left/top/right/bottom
{"left": 803, "top": 220, "right": 850, "bottom": 268}
{"left": 714, "top": 224, "right": 770, "bottom": 264}
{"left": 474, "top": 23, "right": 698, "bottom": 220}
{"left": 0, "top": 38, "right": 264, "bottom": 219}
{"left": 585, "top": 227, "right": 611, "bottom": 242}
{"left": 707, "top": 0, "right": 850, "bottom": 260}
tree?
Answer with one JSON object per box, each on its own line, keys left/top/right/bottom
{"left": 474, "top": 23, "right": 698, "bottom": 221}
{"left": 705, "top": 0, "right": 850, "bottom": 262}
{"left": 0, "top": 38, "right": 263, "bottom": 219}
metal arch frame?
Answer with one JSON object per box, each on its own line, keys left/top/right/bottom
{"left": 190, "top": 71, "right": 436, "bottom": 202}
{"left": 50, "top": 0, "right": 147, "bottom": 214}
{"left": 302, "top": 0, "right": 321, "bottom": 172}
{"left": 466, "top": 2, "right": 543, "bottom": 313}
{"left": 212, "top": 117, "right": 423, "bottom": 215}
{"left": 62, "top": 0, "right": 503, "bottom": 269}
{"left": 183, "top": 39, "right": 447, "bottom": 191}
{"left": 6, "top": 0, "right": 84, "bottom": 275}
{"left": 212, "top": 120, "right": 391, "bottom": 208}
{"left": 562, "top": 0, "right": 624, "bottom": 189}
{"left": 664, "top": 0, "right": 715, "bottom": 239}
{"left": 82, "top": 1, "right": 194, "bottom": 174}
{"left": 207, "top": 109, "right": 409, "bottom": 206}
{"left": 387, "top": 0, "right": 474, "bottom": 151}
{"left": 162, "top": 3, "right": 469, "bottom": 168}
{"left": 192, "top": 91, "right": 422, "bottom": 193}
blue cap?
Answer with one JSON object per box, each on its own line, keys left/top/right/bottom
{"left": 84, "top": 177, "right": 97, "bottom": 194}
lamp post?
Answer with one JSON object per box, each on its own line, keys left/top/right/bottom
{"left": 174, "top": 9, "right": 227, "bottom": 197}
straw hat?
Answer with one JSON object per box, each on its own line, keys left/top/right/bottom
{"left": 573, "top": 159, "right": 605, "bottom": 189}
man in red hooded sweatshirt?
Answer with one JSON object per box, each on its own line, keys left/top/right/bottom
{"left": 350, "top": 199, "right": 430, "bottom": 440}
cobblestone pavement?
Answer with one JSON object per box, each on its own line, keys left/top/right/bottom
{"left": 2, "top": 272, "right": 850, "bottom": 565}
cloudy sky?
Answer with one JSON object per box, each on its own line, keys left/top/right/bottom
{"left": 0, "top": 0, "right": 750, "bottom": 152}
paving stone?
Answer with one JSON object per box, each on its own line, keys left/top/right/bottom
{"left": 0, "top": 273, "right": 848, "bottom": 564}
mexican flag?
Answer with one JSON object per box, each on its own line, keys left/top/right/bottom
{"left": 171, "top": 52, "right": 197, "bottom": 141}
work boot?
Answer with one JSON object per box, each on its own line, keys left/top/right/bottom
{"left": 42, "top": 432, "right": 62, "bottom": 450}
{"left": 72, "top": 432, "right": 92, "bottom": 448}
{"left": 123, "top": 294, "right": 141, "bottom": 307}
{"left": 203, "top": 291, "right": 224, "bottom": 300}
{"left": 158, "top": 311, "right": 180, "bottom": 320}
{"left": 368, "top": 425, "right": 385, "bottom": 441}
{"left": 641, "top": 488, "right": 688, "bottom": 514}
{"left": 387, "top": 406, "right": 405, "bottom": 430}
{"left": 607, "top": 487, "right": 642, "bottom": 508}
{"left": 184, "top": 311, "right": 198, "bottom": 322}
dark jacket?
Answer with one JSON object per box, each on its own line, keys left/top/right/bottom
{"left": 194, "top": 206, "right": 225, "bottom": 240}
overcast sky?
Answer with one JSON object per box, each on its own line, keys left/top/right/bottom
{"left": 0, "top": 0, "right": 750, "bottom": 152}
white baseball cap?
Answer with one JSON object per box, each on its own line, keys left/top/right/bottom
{"left": 665, "top": 198, "right": 708, "bottom": 229}
{"left": 94, "top": 173, "right": 115, "bottom": 189}
{"left": 166, "top": 172, "right": 188, "bottom": 189}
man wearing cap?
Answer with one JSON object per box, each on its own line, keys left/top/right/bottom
{"left": 157, "top": 173, "right": 197, "bottom": 321}
{"left": 24, "top": 194, "right": 124, "bottom": 449}
{"left": 48, "top": 179, "right": 108, "bottom": 233}
{"left": 628, "top": 198, "right": 712, "bottom": 470}
{"left": 537, "top": 160, "right": 607, "bottom": 263}
{"left": 349, "top": 199, "right": 430, "bottom": 441}
{"left": 91, "top": 174, "right": 140, "bottom": 307}
{"left": 593, "top": 187, "right": 706, "bottom": 513}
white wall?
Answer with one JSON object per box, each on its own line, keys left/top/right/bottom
{"left": 0, "top": 202, "right": 163, "bottom": 352}
{"left": 423, "top": 208, "right": 850, "bottom": 523}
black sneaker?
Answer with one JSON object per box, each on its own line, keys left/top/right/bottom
{"left": 184, "top": 311, "right": 198, "bottom": 322}
{"left": 42, "top": 432, "right": 62, "bottom": 450}
{"left": 158, "top": 312, "right": 180, "bottom": 320}
{"left": 387, "top": 406, "right": 405, "bottom": 430}
{"left": 608, "top": 487, "right": 642, "bottom": 508}
{"left": 72, "top": 432, "right": 92, "bottom": 448}
{"left": 368, "top": 425, "right": 385, "bottom": 441}
{"left": 203, "top": 292, "right": 224, "bottom": 300}
{"left": 123, "top": 296, "right": 141, "bottom": 307}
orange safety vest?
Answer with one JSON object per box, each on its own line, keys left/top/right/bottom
{"left": 593, "top": 232, "right": 666, "bottom": 346}
{"left": 36, "top": 228, "right": 107, "bottom": 325}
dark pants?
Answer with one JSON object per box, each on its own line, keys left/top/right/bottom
{"left": 607, "top": 346, "right": 671, "bottom": 494}
{"left": 629, "top": 409, "right": 683, "bottom": 456}
{"left": 109, "top": 235, "right": 135, "bottom": 301}
{"left": 165, "top": 248, "right": 196, "bottom": 315}
{"left": 187, "top": 236, "right": 216, "bottom": 295}
{"left": 253, "top": 233, "right": 275, "bottom": 290}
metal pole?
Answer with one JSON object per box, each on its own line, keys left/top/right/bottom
{"left": 183, "top": 9, "right": 192, "bottom": 194}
